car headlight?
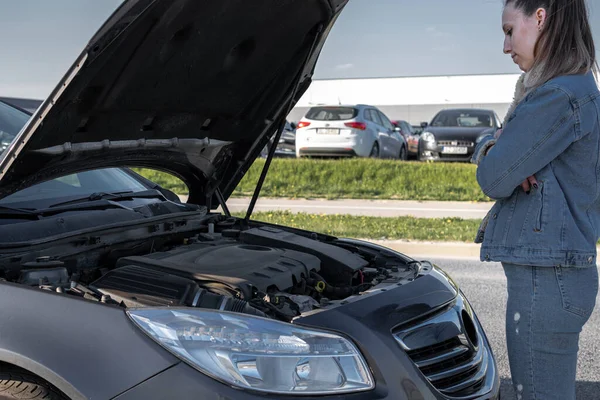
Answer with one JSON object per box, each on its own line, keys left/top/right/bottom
{"left": 421, "top": 131, "right": 435, "bottom": 142}
{"left": 127, "top": 308, "right": 374, "bottom": 395}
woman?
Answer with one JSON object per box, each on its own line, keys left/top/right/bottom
{"left": 471, "top": 0, "right": 599, "bottom": 399}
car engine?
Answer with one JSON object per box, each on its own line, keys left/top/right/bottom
{"left": 4, "top": 216, "right": 421, "bottom": 322}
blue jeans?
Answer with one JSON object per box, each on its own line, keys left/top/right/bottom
{"left": 502, "top": 263, "right": 598, "bottom": 400}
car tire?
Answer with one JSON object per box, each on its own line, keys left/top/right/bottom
{"left": 0, "top": 365, "right": 68, "bottom": 400}
{"left": 369, "top": 143, "right": 379, "bottom": 158}
{"left": 399, "top": 145, "right": 408, "bottom": 161}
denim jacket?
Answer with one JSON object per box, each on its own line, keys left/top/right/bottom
{"left": 471, "top": 71, "right": 600, "bottom": 267}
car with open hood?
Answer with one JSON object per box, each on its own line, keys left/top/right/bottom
{"left": 0, "top": 1, "right": 500, "bottom": 399}
{"left": 418, "top": 108, "right": 501, "bottom": 162}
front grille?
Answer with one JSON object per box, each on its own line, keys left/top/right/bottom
{"left": 438, "top": 140, "right": 474, "bottom": 147}
{"left": 393, "top": 297, "right": 492, "bottom": 398}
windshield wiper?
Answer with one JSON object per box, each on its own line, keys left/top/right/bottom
{"left": 48, "top": 189, "right": 167, "bottom": 208}
{"left": 0, "top": 202, "right": 136, "bottom": 220}
{"left": 0, "top": 205, "right": 40, "bottom": 219}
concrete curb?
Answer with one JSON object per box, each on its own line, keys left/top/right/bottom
{"left": 367, "top": 239, "right": 483, "bottom": 259}
{"left": 365, "top": 239, "right": 600, "bottom": 261}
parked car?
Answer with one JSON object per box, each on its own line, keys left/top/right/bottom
{"left": 418, "top": 108, "right": 502, "bottom": 162}
{"left": 0, "top": 1, "right": 499, "bottom": 399}
{"left": 391, "top": 119, "right": 420, "bottom": 158}
{"left": 0, "top": 97, "right": 43, "bottom": 114}
{"left": 260, "top": 120, "right": 296, "bottom": 158}
{"left": 0, "top": 99, "right": 31, "bottom": 154}
{"left": 295, "top": 105, "right": 408, "bottom": 159}
{"left": 412, "top": 124, "right": 424, "bottom": 135}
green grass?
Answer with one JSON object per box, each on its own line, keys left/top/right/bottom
{"left": 135, "top": 158, "right": 490, "bottom": 202}
{"left": 233, "top": 211, "right": 482, "bottom": 242}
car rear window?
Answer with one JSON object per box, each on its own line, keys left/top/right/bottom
{"left": 305, "top": 107, "right": 358, "bottom": 121}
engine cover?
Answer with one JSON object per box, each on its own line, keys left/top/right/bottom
{"left": 116, "top": 240, "right": 321, "bottom": 299}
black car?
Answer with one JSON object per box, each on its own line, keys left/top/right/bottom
{"left": 260, "top": 120, "right": 296, "bottom": 158}
{"left": 0, "top": 1, "right": 499, "bottom": 399}
{"left": 418, "top": 109, "right": 501, "bottom": 162}
{"left": 0, "top": 100, "right": 32, "bottom": 154}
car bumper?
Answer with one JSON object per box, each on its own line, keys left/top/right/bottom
{"left": 296, "top": 135, "right": 373, "bottom": 157}
{"left": 115, "top": 266, "right": 500, "bottom": 400}
{"left": 273, "top": 142, "right": 296, "bottom": 157}
{"left": 419, "top": 141, "right": 475, "bottom": 162}
{"left": 298, "top": 147, "right": 358, "bottom": 157}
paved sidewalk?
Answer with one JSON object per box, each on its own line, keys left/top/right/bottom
{"left": 178, "top": 196, "right": 493, "bottom": 219}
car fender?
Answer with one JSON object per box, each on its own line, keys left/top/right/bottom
{"left": 0, "top": 281, "right": 179, "bottom": 400}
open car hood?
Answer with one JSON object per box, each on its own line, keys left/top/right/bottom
{"left": 0, "top": 0, "right": 347, "bottom": 207}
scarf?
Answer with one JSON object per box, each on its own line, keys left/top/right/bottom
{"left": 503, "top": 65, "right": 546, "bottom": 126}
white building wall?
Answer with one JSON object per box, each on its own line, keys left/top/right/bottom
{"left": 288, "top": 74, "right": 522, "bottom": 124}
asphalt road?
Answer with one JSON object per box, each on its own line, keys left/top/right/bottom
{"left": 430, "top": 258, "right": 600, "bottom": 399}
{"left": 204, "top": 197, "right": 493, "bottom": 219}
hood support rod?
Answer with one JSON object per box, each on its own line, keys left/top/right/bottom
{"left": 244, "top": 25, "right": 323, "bottom": 222}
{"left": 215, "top": 187, "right": 230, "bottom": 217}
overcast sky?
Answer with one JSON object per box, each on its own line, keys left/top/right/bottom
{"left": 1, "top": 0, "right": 599, "bottom": 99}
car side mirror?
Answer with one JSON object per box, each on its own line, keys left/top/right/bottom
{"left": 290, "top": 122, "right": 297, "bottom": 130}
{"left": 420, "top": 122, "right": 428, "bottom": 128}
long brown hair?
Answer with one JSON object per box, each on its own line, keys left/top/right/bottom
{"left": 505, "top": 0, "right": 598, "bottom": 87}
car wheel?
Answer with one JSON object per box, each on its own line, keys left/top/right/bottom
{"left": 399, "top": 145, "right": 408, "bottom": 161}
{"left": 369, "top": 142, "right": 379, "bottom": 158}
{"left": 0, "top": 365, "right": 68, "bottom": 399}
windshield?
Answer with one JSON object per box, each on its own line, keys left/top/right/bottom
{"left": 0, "top": 101, "right": 31, "bottom": 152}
{"left": 305, "top": 107, "right": 358, "bottom": 121}
{"left": 431, "top": 110, "right": 494, "bottom": 128}
{"left": 0, "top": 168, "right": 148, "bottom": 208}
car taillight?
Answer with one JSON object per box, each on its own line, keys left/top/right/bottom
{"left": 297, "top": 121, "right": 311, "bottom": 129}
{"left": 344, "top": 122, "right": 367, "bottom": 130}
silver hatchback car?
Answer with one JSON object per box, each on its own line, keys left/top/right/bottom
{"left": 295, "top": 105, "right": 407, "bottom": 159}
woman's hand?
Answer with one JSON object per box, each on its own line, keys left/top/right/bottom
{"left": 494, "top": 128, "right": 537, "bottom": 193}
{"left": 521, "top": 175, "right": 538, "bottom": 194}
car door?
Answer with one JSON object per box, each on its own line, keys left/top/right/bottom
{"left": 377, "top": 110, "right": 401, "bottom": 157}
{"left": 368, "top": 109, "right": 392, "bottom": 157}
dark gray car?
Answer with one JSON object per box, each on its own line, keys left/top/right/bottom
{"left": 0, "top": 1, "right": 499, "bottom": 399}
{"left": 418, "top": 109, "right": 502, "bottom": 162}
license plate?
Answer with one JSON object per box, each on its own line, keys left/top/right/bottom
{"left": 442, "top": 146, "right": 468, "bottom": 154}
{"left": 317, "top": 128, "right": 340, "bottom": 135}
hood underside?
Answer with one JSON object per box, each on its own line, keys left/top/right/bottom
{"left": 0, "top": 0, "right": 347, "bottom": 206}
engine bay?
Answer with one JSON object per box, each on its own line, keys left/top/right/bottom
{"left": 1, "top": 214, "right": 423, "bottom": 322}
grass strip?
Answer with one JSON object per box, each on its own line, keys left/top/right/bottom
{"left": 232, "top": 211, "right": 482, "bottom": 242}
{"left": 135, "top": 158, "right": 489, "bottom": 202}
